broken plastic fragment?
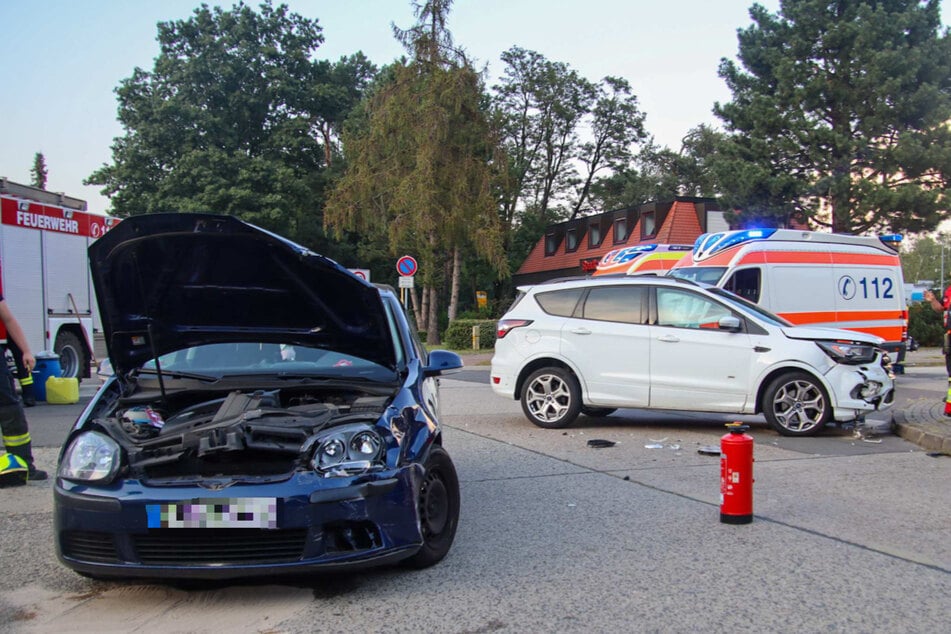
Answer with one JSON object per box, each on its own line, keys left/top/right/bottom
{"left": 646, "top": 442, "right": 682, "bottom": 450}
{"left": 587, "top": 439, "right": 617, "bottom": 448}
{"left": 697, "top": 446, "right": 720, "bottom": 456}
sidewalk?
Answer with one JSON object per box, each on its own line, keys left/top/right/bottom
{"left": 892, "top": 347, "right": 951, "bottom": 454}
{"left": 460, "top": 347, "right": 951, "bottom": 455}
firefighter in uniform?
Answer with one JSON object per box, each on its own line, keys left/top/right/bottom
{"left": 0, "top": 295, "right": 47, "bottom": 482}
{"left": 5, "top": 339, "right": 35, "bottom": 407}
{"left": 924, "top": 286, "right": 951, "bottom": 415}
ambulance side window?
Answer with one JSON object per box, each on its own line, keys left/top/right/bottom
{"left": 725, "top": 268, "right": 761, "bottom": 303}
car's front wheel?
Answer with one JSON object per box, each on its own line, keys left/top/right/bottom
{"left": 520, "top": 367, "right": 581, "bottom": 429}
{"left": 403, "top": 446, "right": 460, "bottom": 569}
{"left": 763, "top": 371, "right": 830, "bottom": 436}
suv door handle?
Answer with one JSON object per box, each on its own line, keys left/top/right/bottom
{"left": 570, "top": 327, "right": 592, "bottom": 335}
{"left": 658, "top": 334, "right": 680, "bottom": 343}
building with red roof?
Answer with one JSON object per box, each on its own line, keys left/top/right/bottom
{"left": 513, "top": 197, "right": 727, "bottom": 286}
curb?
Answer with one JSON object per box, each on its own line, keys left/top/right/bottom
{"left": 892, "top": 399, "right": 951, "bottom": 454}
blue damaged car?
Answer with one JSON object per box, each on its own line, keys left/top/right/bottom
{"left": 54, "top": 213, "right": 462, "bottom": 580}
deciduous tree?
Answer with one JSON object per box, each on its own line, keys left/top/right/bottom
{"left": 324, "top": 0, "right": 506, "bottom": 343}
{"left": 492, "top": 47, "right": 596, "bottom": 224}
{"left": 85, "top": 1, "right": 372, "bottom": 256}
{"left": 571, "top": 76, "right": 648, "bottom": 217}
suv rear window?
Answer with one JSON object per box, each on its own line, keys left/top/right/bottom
{"left": 534, "top": 288, "right": 584, "bottom": 316}
{"left": 581, "top": 286, "right": 646, "bottom": 324}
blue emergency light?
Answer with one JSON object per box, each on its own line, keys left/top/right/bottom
{"left": 693, "top": 229, "right": 778, "bottom": 257}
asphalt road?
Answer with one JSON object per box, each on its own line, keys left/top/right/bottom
{"left": 1, "top": 372, "right": 948, "bottom": 633}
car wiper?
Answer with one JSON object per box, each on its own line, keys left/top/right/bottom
{"left": 273, "top": 373, "right": 336, "bottom": 381}
{"left": 136, "top": 368, "right": 221, "bottom": 382}
{"left": 273, "top": 373, "right": 390, "bottom": 383}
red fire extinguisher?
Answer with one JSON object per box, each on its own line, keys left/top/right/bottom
{"left": 720, "top": 422, "right": 754, "bottom": 524}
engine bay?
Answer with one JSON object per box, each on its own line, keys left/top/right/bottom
{"left": 92, "top": 385, "right": 393, "bottom": 482}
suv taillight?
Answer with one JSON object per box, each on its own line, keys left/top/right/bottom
{"left": 497, "top": 319, "right": 533, "bottom": 339}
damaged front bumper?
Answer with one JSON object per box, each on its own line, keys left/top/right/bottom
{"left": 827, "top": 360, "right": 895, "bottom": 423}
{"left": 54, "top": 463, "right": 425, "bottom": 580}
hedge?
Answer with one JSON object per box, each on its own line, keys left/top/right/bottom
{"left": 443, "top": 319, "right": 497, "bottom": 350}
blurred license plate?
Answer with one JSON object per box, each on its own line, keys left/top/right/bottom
{"left": 146, "top": 498, "right": 277, "bottom": 529}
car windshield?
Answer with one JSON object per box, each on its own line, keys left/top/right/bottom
{"left": 668, "top": 266, "right": 727, "bottom": 285}
{"left": 708, "top": 288, "right": 793, "bottom": 327}
{"left": 139, "top": 342, "right": 397, "bottom": 382}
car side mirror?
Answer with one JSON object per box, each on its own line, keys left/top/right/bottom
{"left": 423, "top": 350, "right": 464, "bottom": 377}
{"left": 718, "top": 315, "right": 742, "bottom": 332}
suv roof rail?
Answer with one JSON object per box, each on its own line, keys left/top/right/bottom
{"left": 536, "top": 275, "right": 592, "bottom": 285}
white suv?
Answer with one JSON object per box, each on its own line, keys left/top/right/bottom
{"left": 490, "top": 276, "right": 894, "bottom": 436}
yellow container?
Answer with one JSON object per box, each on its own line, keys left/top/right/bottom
{"left": 45, "top": 376, "right": 80, "bottom": 404}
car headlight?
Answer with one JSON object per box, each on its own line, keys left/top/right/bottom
{"left": 816, "top": 341, "right": 877, "bottom": 365}
{"left": 311, "top": 424, "right": 385, "bottom": 477}
{"left": 59, "top": 431, "right": 121, "bottom": 483}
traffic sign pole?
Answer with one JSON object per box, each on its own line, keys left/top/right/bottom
{"left": 396, "top": 256, "right": 418, "bottom": 308}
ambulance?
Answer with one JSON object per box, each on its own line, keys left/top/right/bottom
{"left": 592, "top": 244, "right": 693, "bottom": 276}
{"left": 667, "top": 228, "right": 907, "bottom": 361}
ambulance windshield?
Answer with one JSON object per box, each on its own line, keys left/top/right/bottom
{"left": 667, "top": 266, "right": 726, "bottom": 285}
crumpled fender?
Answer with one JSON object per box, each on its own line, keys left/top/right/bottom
{"left": 395, "top": 404, "right": 439, "bottom": 466}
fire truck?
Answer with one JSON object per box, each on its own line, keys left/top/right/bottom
{"left": 0, "top": 178, "right": 118, "bottom": 379}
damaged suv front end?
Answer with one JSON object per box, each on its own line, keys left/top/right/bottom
{"left": 54, "top": 213, "right": 463, "bottom": 580}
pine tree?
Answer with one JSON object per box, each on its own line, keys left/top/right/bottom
{"left": 715, "top": 0, "right": 951, "bottom": 233}
{"left": 30, "top": 152, "right": 48, "bottom": 189}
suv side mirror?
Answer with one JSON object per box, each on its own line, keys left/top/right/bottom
{"left": 718, "top": 315, "right": 742, "bottom": 332}
{"left": 423, "top": 350, "right": 464, "bottom": 377}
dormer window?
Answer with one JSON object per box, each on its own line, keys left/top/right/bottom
{"left": 641, "top": 211, "right": 656, "bottom": 237}
{"left": 614, "top": 217, "right": 628, "bottom": 243}
{"left": 566, "top": 228, "right": 579, "bottom": 252}
{"left": 589, "top": 223, "right": 602, "bottom": 248}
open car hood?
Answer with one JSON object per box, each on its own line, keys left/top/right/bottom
{"left": 89, "top": 213, "right": 395, "bottom": 376}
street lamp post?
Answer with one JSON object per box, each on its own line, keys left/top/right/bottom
{"left": 942, "top": 242, "right": 947, "bottom": 292}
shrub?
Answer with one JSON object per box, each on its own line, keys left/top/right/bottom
{"left": 443, "top": 319, "right": 497, "bottom": 350}
{"left": 908, "top": 301, "right": 944, "bottom": 347}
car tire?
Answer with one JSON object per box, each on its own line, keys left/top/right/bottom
{"left": 520, "top": 367, "right": 582, "bottom": 429}
{"left": 581, "top": 406, "right": 617, "bottom": 418}
{"left": 54, "top": 331, "right": 86, "bottom": 380}
{"left": 403, "top": 446, "right": 460, "bottom": 569}
{"left": 763, "top": 371, "right": 830, "bottom": 436}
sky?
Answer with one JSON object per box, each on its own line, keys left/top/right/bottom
{"left": 0, "top": 0, "right": 865, "bottom": 216}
